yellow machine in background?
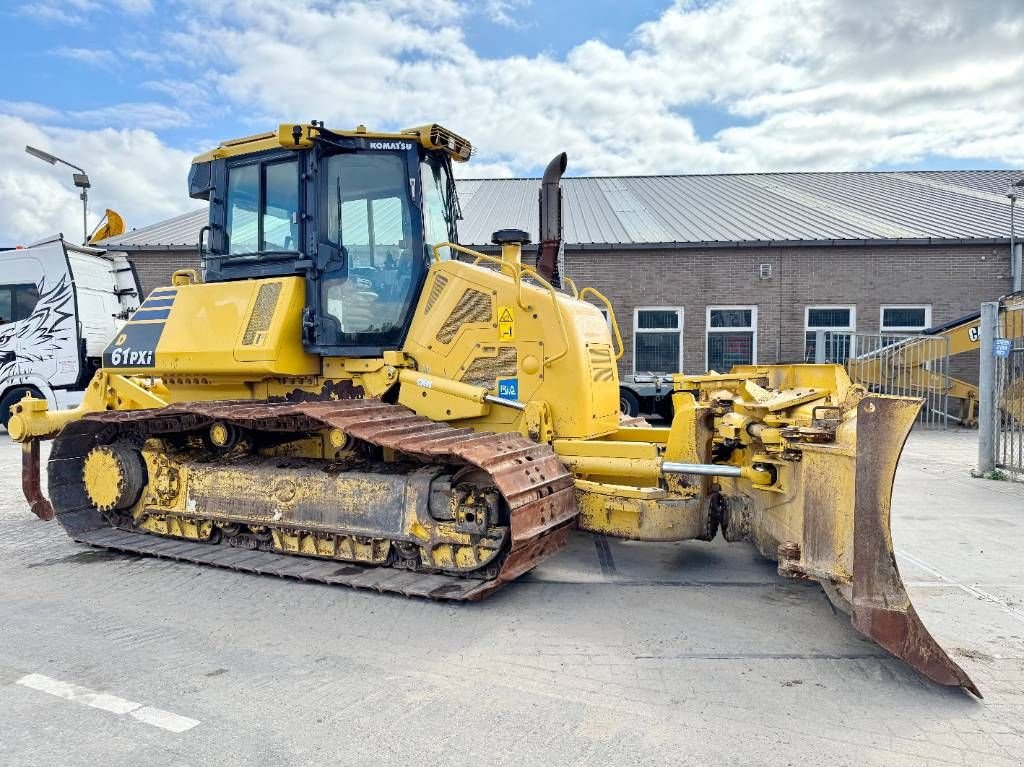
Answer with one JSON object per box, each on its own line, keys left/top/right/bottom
{"left": 8, "top": 122, "right": 978, "bottom": 696}
{"left": 847, "top": 293, "right": 1024, "bottom": 426}
{"left": 87, "top": 208, "right": 126, "bottom": 245}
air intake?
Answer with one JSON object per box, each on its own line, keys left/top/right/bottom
{"left": 242, "top": 282, "right": 282, "bottom": 345}
{"left": 460, "top": 347, "right": 518, "bottom": 389}
{"left": 437, "top": 288, "right": 493, "bottom": 344}
{"left": 424, "top": 274, "right": 448, "bottom": 315}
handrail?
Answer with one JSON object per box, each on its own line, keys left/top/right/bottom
{"left": 431, "top": 242, "right": 570, "bottom": 367}
{"left": 579, "top": 286, "right": 625, "bottom": 362}
{"left": 562, "top": 277, "right": 579, "bottom": 298}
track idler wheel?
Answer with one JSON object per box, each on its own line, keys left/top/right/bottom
{"left": 81, "top": 442, "right": 146, "bottom": 513}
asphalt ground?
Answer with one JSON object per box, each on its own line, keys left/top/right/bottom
{"left": 1, "top": 428, "right": 1022, "bottom": 766}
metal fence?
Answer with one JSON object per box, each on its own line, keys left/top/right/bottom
{"left": 839, "top": 332, "right": 952, "bottom": 429}
{"left": 994, "top": 303, "right": 1024, "bottom": 476}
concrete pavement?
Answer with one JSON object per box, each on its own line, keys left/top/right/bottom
{"left": 0, "top": 429, "right": 1022, "bottom": 766}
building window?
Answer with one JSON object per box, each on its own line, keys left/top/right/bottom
{"left": 880, "top": 305, "right": 931, "bottom": 333}
{"left": 805, "top": 305, "right": 856, "bottom": 363}
{"left": 707, "top": 306, "right": 756, "bottom": 371}
{"left": 633, "top": 307, "right": 683, "bottom": 373}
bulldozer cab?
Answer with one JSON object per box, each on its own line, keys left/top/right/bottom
{"left": 187, "top": 124, "right": 464, "bottom": 356}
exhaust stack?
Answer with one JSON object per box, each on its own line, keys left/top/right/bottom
{"left": 537, "top": 152, "right": 567, "bottom": 287}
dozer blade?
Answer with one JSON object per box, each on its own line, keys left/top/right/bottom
{"left": 743, "top": 394, "right": 979, "bottom": 696}
{"left": 849, "top": 395, "right": 979, "bottom": 696}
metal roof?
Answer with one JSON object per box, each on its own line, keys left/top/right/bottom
{"left": 97, "top": 169, "right": 1024, "bottom": 252}
{"left": 98, "top": 208, "right": 208, "bottom": 250}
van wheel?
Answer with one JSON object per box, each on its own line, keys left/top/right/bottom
{"left": 0, "top": 387, "right": 41, "bottom": 431}
{"left": 619, "top": 388, "right": 641, "bottom": 418}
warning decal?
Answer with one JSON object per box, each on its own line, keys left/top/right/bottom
{"left": 498, "top": 305, "right": 514, "bottom": 340}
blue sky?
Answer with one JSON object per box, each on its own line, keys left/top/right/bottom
{"left": 1, "top": 0, "right": 1022, "bottom": 241}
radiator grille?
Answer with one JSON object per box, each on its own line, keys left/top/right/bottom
{"left": 460, "top": 347, "right": 518, "bottom": 389}
{"left": 242, "top": 282, "right": 282, "bottom": 345}
{"left": 588, "top": 345, "right": 615, "bottom": 382}
{"left": 437, "top": 288, "right": 492, "bottom": 344}
{"left": 424, "top": 274, "right": 448, "bottom": 315}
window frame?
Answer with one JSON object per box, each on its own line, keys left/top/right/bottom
{"left": 879, "top": 304, "right": 932, "bottom": 333}
{"left": 632, "top": 306, "right": 684, "bottom": 375}
{"left": 804, "top": 304, "right": 856, "bottom": 361}
{"left": 705, "top": 305, "right": 758, "bottom": 370}
{"left": 224, "top": 154, "right": 300, "bottom": 255}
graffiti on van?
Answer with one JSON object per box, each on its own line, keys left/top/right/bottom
{"left": 0, "top": 275, "right": 75, "bottom": 379}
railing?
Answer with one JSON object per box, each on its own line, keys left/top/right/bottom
{"left": 994, "top": 303, "right": 1024, "bottom": 476}
{"left": 844, "top": 332, "right": 952, "bottom": 429}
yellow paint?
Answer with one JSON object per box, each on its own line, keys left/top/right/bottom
{"left": 138, "top": 514, "right": 214, "bottom": 541}
{"left": 82, "top": 448, "right": 124, "bottom": 511}
{"left": 209, "top": 423, "right": 230, "bottom": 447}
{"left": 192, "top": 123, "right": 472, "bottom": 163}
{"left": 402, "top": 257, "right": 620, "bottom": 438}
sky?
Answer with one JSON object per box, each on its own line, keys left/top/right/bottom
{"left": 0, "top": 0, "right": 1022, "bottom": 243}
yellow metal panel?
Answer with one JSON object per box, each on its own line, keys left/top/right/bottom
{"left": 154, "top": 277, "right": 318, "bottom": 376}
{"left": 553, "top": 439, "right": 659, "bottom": 459}
{"left": 402, "top": 259, "right": 620, "bottom": 439}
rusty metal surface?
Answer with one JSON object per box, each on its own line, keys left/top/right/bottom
{"left": 851, "top": 395, "right": 980, "bottom": 697}
{"left": 43, "top": 398, "right": 577, "bottom": 601}
{"left": 22, "top": 440, "right": 54, "bottom": 521}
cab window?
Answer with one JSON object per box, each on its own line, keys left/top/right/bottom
{"left": 421, "top": 159, "right": 456, "bottom": 259}
{"left": 225, "top": 158, "right": 299, "bottom": 254}
{"left": 0, "top": 284, "right": 39, "bottom": 324}
{"left": 321, "top": 152, "right": 417, "bottom": 341}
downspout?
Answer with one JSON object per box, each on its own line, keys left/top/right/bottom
{"left": 1011, "top": 185, "right": 1021, "bottom": 293}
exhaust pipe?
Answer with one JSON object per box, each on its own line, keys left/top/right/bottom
{"left": 537, "top": 152, "right": 567, "bottom": 287}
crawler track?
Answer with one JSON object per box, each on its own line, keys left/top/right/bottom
{"left": 47, "top": 399, "right": 577, "bottom": 600}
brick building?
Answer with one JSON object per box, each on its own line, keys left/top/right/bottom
{"left": 98, "top": 169, "right": 1022, "bottom": 378}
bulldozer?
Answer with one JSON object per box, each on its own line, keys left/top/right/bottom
{"left": 8, "top": 122, "right": 978, "bottom": 696}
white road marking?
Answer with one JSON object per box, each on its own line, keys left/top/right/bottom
{"left": 130, "top": 705, "right": 201, "bottom": 733}
{"left": 898, "top": 552, "right": 1024, "bottom": 624}
{"left": 16, "top": 673, "right": 200, "bottom": 733}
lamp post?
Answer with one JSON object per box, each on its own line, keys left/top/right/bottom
{"left": 25, "top": 145, "right": 91, "bottom": 245}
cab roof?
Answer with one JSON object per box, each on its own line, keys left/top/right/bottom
{"left": 191, "top": 123, "right": 473, "bottom": 164}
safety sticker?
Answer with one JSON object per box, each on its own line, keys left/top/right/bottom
{"left": 498, "top": 305, "right": 514, "bottom": 340}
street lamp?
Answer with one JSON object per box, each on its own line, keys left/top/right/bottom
{"left": 24, "top": 145, "right": 91, "bottom": 245}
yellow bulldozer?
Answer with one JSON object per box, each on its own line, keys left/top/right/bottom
{"left": 8, "top": 122, "right": 977, "bottom": 696}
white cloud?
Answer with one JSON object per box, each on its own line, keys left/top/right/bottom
{"left": 4, "top": 0, "right": 1024, "bottom": 241}
{"left": 71, "top": 102, "right": 191, "bottom": 130}
{"left": 170, "top": 0, "right": 1024, "bottom": 176}
{"left": 18, "top": 3, "right": 87, "bottom": 24}
{"left": 481, "top": 0, "right": 530, "bottom": 29}
{"left": 53, "top": 47, "right": 117, "bottom": 67}
{"left": 0, "top": 101, "right": 63, "bottom": 122}
{"left": 0, "top": 116, "right": 202, "bottom": 244}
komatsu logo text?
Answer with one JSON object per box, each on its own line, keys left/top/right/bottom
{"left": 369, "top": 141, "right": 412, "bottom": 150}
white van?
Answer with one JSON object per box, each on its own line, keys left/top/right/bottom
{"left": 0, "top": 236, "right": 141, "bottom": 428}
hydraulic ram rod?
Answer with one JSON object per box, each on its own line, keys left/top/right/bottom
{"left": 663, "top": 461, "right": 774, "bottom": 485}
{"left": 662, "top": 461, "right": 741, "bottom": 477}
